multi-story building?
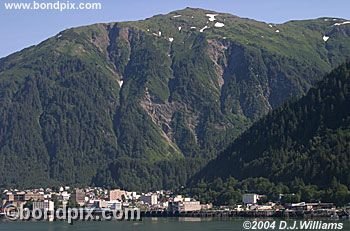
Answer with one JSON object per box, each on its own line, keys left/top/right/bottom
{"left": 242, "top": 194, "right": 264, "bottom": 205}
{"left": 24, "top": 193, "right": 45, "bottom": 201}
{"left": 140, "top": 194, "right": 158, "bottom": 206}
{"left": 13, "top": 192, "right": 26, "bottom": 201}
{"left": 108, "top": 189, "right": 126, "bottom": 201}
{"left": 71, "top": 189, "right": 85, "bottom": 206}
{"left": 6, "top": 192, "right": 44, "bottom": 202}
{"left": 33, "top": 200, "right": 54, "bottom": 211}
{"left": 169, "top": 201, "right": 202, "bottom": 212}
{"left": 4, "top": 193, "right": 14, "bottom": 202}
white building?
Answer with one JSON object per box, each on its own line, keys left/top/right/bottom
{"left": 173, "top": 195, "right": 183, "bottom": 202}
{"left": 33, "top": 200, "right": 54, "bottom": 211}
{"left": 169, "top": 201, "right": 201, "bottom": 212}
{"left": 126, "top": 191, "right": 139, "bottom": 200}
{"left": 242, "top": 194, "right": 264, "bottom": 204}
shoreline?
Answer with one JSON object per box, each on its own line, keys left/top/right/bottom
{"left": 1, "top": 209, "right": 349, "bottom": 221}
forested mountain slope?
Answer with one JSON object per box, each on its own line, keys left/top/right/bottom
{"left": 192, "top": 62, "right": 350, "bottom": 189}
{"left": 0, "top": 8, "right": 349, "bottom": 190}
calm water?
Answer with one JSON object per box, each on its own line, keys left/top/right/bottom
{"left": 0, "top": 218, "right": 349, "bottom": 231}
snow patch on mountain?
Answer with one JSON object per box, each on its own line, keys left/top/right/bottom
{"left": 200, "top": 26, "right": 209, "bottom": 32}
{"left": 173, "top": 15, "right": 182, "bottom": 18}
{"left": 169, "top": 37, "right": 174, "bottom": 42}
{"left": 323, "top": 35, "right": 330, "bottom": 42}
{"left": 206, "top": 14, "right": 218, "bottom": 22}
{"left": 334, "top": 21, "right": 350, "bottom": 26}
{"left": 214, "top": 22, "right": 225, "bottom": 28}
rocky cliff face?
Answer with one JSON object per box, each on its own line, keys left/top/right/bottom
{"left": 0, "top": 8, "right": 349, "bottom": 190}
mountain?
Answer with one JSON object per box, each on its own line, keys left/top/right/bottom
{"left": 189, "top": 62, "right": 350, "bottom": 200}
{"left": 0, "top": 8, "right": 350, "bottom": 190}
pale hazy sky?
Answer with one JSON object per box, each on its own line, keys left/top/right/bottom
{"left": 0, "top": 0, "right": 349, "bottom": 58}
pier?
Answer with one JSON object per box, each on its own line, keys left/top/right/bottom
{"left": 140, "top": 209, "right": 350, "bottom": 219}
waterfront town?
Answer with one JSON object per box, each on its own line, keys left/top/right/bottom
{"left": 0, "top": 186, "right": 349, "bottom": 220}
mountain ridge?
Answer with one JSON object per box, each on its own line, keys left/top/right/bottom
{"left": 0, "top": 8, "right": 350, "bottom": 190}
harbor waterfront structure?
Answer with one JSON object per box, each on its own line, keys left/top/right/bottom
{"left": 285, "top": 202, "right": 336, "bottom": 211}
{"left": 168, "top": 200, "right": 202, "bottom": 212}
